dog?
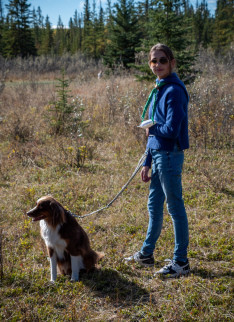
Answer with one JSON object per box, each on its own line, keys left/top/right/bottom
{"left": 27, "top": 195, "right": 104, "bottom": 282}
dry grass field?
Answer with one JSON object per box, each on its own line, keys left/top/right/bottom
{"left": 0, "top": 51, "right": 233, "bottom": 321}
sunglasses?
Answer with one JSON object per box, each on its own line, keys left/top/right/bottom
{"left": 150, "top": 57, "right": 169, "bottom": 65}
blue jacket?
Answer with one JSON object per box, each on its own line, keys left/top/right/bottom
{"left": 143, "top": 72, "right": 189, "bottom": 167}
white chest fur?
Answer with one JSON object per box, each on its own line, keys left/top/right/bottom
{"left": 40, "top": 220, "right": 67, "bottom": 259}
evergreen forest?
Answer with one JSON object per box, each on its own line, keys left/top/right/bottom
{"left": 0, "top": 0, "right": 233, "bottom": 80}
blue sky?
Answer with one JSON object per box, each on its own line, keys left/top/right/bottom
{"left": 2, "top": 0, "right": 217, "bottom": 27}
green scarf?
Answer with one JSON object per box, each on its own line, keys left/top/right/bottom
{"left": 141, "top": 82, "right": 166, "bottom": 122}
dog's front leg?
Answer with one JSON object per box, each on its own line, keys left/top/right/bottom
{"left": 71, "top": 255, "right": 84, "bottom": 281}
{"left": 49, "top": 248, "right": 57, "bottom": 282}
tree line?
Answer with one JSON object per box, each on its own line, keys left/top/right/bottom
{"left": 0, "top": 0, "right": 233, "bottom": 78}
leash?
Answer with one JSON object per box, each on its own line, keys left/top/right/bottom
{"left": 68, "top": 150, "right": 148, "bottom": 219}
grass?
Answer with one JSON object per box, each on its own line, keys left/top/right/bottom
{"left": 0, "top": 54, "right": 233, "bottom": 321}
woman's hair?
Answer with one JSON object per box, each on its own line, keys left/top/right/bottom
{"left": 148, "top": 43, "right": 175, "bottom": 62}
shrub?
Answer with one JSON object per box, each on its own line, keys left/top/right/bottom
{"left": 46, "top": 69, "right": 85, "bottom": 136}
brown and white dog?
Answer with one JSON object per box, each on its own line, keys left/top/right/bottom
{"left": 27, "top": 195, "right": 103, "bottom": 282}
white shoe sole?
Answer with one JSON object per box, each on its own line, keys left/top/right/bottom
{"left": 124, "top": 256, "right": 154, "bottom": 267}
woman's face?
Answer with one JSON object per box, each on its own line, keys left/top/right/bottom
{"left": 149, "top": 50, "right": 175, "bottom": 80}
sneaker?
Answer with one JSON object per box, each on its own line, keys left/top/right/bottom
{"left": 155, "top": 259, "right": 190, "bottom": 278}
{"left": 124, "top": 251, "right": 154, "bottom": 267}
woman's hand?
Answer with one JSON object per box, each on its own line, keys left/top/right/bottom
{"left": 141, "top": 166, "right": 151, "bottom": 183}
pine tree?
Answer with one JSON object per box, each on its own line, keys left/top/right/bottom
{"left": 193, "top": 0, "right": 213, "bottom": 49}
{"left": 134, "top": 0, "right": 195, "bottom": 81}
{"left": 136, "top": 0, "right": 152, "bottom": 40}
{"left": 0, "top": 0, "right": 3, "bottom": 19}
{"left": 212, "top": 0, "right": 234, "bottom": 53}
{"left": 3, "top": 0, "right": 36, "bottom": 57}
{"left": 96, "top": 3, "right": 105, "bottom": 57}
{"left": 0, "top": 0, "right": 4, "bottom": 56}
{"left": 32, "top": 6, "right": 44, "bottom": 52}
{"left": 77, "top": 12, "right": 82, "bottom": 52}
{"left": 48, "top": 69, "right": 74, "bottom": 135}
{"left": 82, "top": 0, "right": 93, "bottom": 55}
{"left": 104, "top": 0, "right": 141, "bottom": 68}
{"left": 48, "top": 69, "right": 85, "bottom": 136}
{"left": 106, "top": 0, "right": 112, "bottom": 24}
{"left": 66, "top": 10, "right": 83, "bottom": 54}
{"left": 83, "top": 0, "right": 106, "bottom": 58}
{"left": 83, "top": 0, "right": 99, "bottom": 58}
{"left": 39, "top": 15, "right": 53, "bottom": 55}
{"left": 67, "top": 17, "right": 73, "bottom": 53}
{"left": 54, "top": 15, "right": 66, "bottom": 55}
{"left": 66, "top": 10, "right": 79, "bottom": 54}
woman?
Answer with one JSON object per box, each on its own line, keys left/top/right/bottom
{"left": 126, "top": 44, "right": 190, "bottom": 277}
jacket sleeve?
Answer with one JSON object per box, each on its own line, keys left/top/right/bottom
{"left": 149, "top": 87, "right": 186, "bottom": 139}
{"left": 143, "top": 149, "right": 152, "bottom": 168}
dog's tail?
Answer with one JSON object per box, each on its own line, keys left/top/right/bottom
{"left": 84, "top": 250, "right": 104, "bottom": 271}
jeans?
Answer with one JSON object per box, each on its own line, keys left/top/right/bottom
{"left": 141, "top": 147, "right": 189, "bottom": 262}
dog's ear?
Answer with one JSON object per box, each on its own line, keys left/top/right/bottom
{"left": 60, "top": 207, "right": 66, "bottom": 223}
{"left": 50, "top": 201, "right": 66, "bottom": 224}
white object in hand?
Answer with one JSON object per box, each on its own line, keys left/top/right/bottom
{"left": 138, "top": 119, "right": 155, "bottom": 129}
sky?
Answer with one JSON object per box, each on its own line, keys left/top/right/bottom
{"left": 2, "top": 0, "right": 217, "bottom": 27}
